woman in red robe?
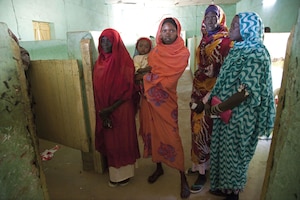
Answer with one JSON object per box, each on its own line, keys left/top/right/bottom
{"left": 93, "top": 28, "right": 140, "bottom": 187}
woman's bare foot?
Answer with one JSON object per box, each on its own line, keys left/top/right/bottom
{"left": 180, "top": 171, "right": 191, "bottom": 198}
{"left": 148, "top": 162, "right": 164, "bottom": 183}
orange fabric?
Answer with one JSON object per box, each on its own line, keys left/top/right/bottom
{"left": 140, "top": 17, "right": 190, "bottom": 171}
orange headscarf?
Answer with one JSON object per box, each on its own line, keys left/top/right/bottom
{"left": 146, "top": 18, "right": 190, "bottom": 83}
{"left": 142, "top": 17, "right": 190, "bottom": 171}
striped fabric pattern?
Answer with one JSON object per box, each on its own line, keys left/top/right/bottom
{"left": 209, "top": 12, "right": 276, "bottom": 192}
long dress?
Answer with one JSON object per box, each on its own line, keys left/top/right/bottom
{"left": 190, "top": 6, "right": 232, "bottom": 174}
{"left": 209, "top": 12, "right": 276, "bottom": 193}
{"left": 139, "top": 17, "right": 190, "bottom": 171}
{"left": 93, "top": 29, "right": 140, "bottom": 182}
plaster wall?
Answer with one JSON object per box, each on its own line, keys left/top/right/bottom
{"left": 0, "top": 22, "right": 46, "bottom": 200}
{"left": 0, "top": 0, "right": 108, "bottom": 41}
{"left": 1, "top": 1, "right": 300, "bottom": 199}
{"left": 19, "top": 40, "right": 68, "bottom": 60}
{"left": 264, "top": 9, "right": 300, "bottom": 200}
{"left": 237, "top": 0, "right": 300, "bottom": 32}
{"left": 1, "top": 0, "right": 235, "bottom": 54}
{"left": 1, "top": 0, "right": 298, "bottom": 58}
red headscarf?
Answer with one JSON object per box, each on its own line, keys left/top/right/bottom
{"left": 93, "top": 28, "right": 135, "bottom": 110}
{"left": 135, "top": 37, "right": 152, "bottom": 50}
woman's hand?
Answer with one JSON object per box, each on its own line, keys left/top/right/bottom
{"left": 99, "top": 99, "right": 124, "bottom": 119}
{"left": 135, "top": 73, "right": 144, "bottom": 82}
{"left": 99, "top": 107, "right": 113, "bottom": 129}
{"left": 102, "top": 117, "right": 113, "bottom": 129}
{"left": 99, "top": 107, "right": 113, "bottom": 119}
{"left": 190, "top": 101, "right": 204, "bottom": 114}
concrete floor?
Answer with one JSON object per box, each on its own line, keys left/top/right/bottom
{"left": 39, "top": 69, "right": 271, "bottom": 200}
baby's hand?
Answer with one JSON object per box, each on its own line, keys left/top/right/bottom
{"left": 138, "top": 66, "right": 152, "bottom": 73}
{"left": 135, "top": 73, "right": 144, "bottom": 81}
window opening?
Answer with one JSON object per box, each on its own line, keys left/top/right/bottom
{"left": 32, "top": 21, "right": 51, "bottom": 40}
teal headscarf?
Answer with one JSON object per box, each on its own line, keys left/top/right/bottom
{"left": 234, "top": 12, "right": 264, "bottom": 49}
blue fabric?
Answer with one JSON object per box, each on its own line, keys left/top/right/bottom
{"left": 205, "top": 4, "right": 220, "bottom": 18}
{"left": 209, "top": 12, "right": 275, "bottom": 192}
{"left": 234, "top": 12, "right": 264, "bottom": 49}
{"left": 207, "top": 26, "right": 221, "bottom": 36}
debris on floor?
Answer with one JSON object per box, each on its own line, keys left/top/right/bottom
{"left": 40, "top": 145, "right": 60, "bottom": 161}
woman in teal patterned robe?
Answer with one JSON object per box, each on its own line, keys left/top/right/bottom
{"left": 206, "top": 12, "right": 276, "bottom": 200}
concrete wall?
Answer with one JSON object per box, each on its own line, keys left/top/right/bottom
{"left": 0, "top": 22, "right": 47, "bottom": 200}
{"left": 0, "top": 0, "right": 108, "bottom": 41}
{"left": 1, "top": 0, "right": 299, "bottom": 42}
{"left": 237, "top": 0, "right": 300, "bottom": 32}
{"left": 19, "top": 40, "right": 68, "bottom": 60}
{"left": 0, "top": 0, "right": 236, "bottom": 53}
{"left": 262, "top": 8, "right": 300, "bottom": 200}
{"left": 1, "top": 0, "right": 299, "bottom": 59}
{"left": 1, "top": 1, "right": 300, "bottom": 199}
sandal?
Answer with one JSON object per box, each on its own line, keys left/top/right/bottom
{"left": 119, "top": 178, "right": 130, "bottom": 186}
{"left": 190, "top": 184, "right": 204, "bottom": 193}
{"left": 108, "top": 181, "right": 118, "bottom": 187}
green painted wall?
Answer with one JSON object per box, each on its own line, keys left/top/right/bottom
{"left": 237, "top": 0, "right": 300, "bottom": 32}
{"left": 0, "top": 0, "right": 236, "bottom": 58}
{"left": 19, "top": 40, "right": 68, "bottom": 60}
{"left": 0, "top": 22, "right": 46, "bottom": 200}
{"left": 263, "top": 8, "right": 300, "bottom": 200}
{"left": 1, "top": 0, "right": 299, "bottom": 60}
{"left": 1, "top": 0, "right": 298, "bottom": 60}
{"left": 1, "top": 0, "right": 298, "bottom": 41}
{"left": 1, "top": 1, "right": 300, "bottom": 199}
{"left": 0, "top": 0, "right": 108, "bottom": 40}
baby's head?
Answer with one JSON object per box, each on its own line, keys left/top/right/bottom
{"left": 136, "top": 37, "right": 152, "bottom": 55}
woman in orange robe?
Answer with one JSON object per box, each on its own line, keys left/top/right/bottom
{"left": 138, "top": 17, "right": 190, "bottom": 198}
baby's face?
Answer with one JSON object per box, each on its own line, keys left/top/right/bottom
{"left": 137, "top": 40, "right": 151, "bottom": 55}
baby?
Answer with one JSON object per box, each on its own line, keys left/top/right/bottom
{"left": 133, "top": 37, "right": 152, "bottom": 89}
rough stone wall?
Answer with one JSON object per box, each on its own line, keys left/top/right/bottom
{"left": 263, "top": 9, "right": 300, "bottom": 200}
{"left": 0, "top": 23, "right": 47, "bottom": 199}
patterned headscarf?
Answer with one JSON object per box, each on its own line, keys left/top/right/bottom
{"left": 202, "top": 4, "right": 227, "bottom": 36}
{"left": 205, "top": 4, "right": 220, "bottom": 19}
{"left": 234, "top": 12, "right": 264, "bottom": 49}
